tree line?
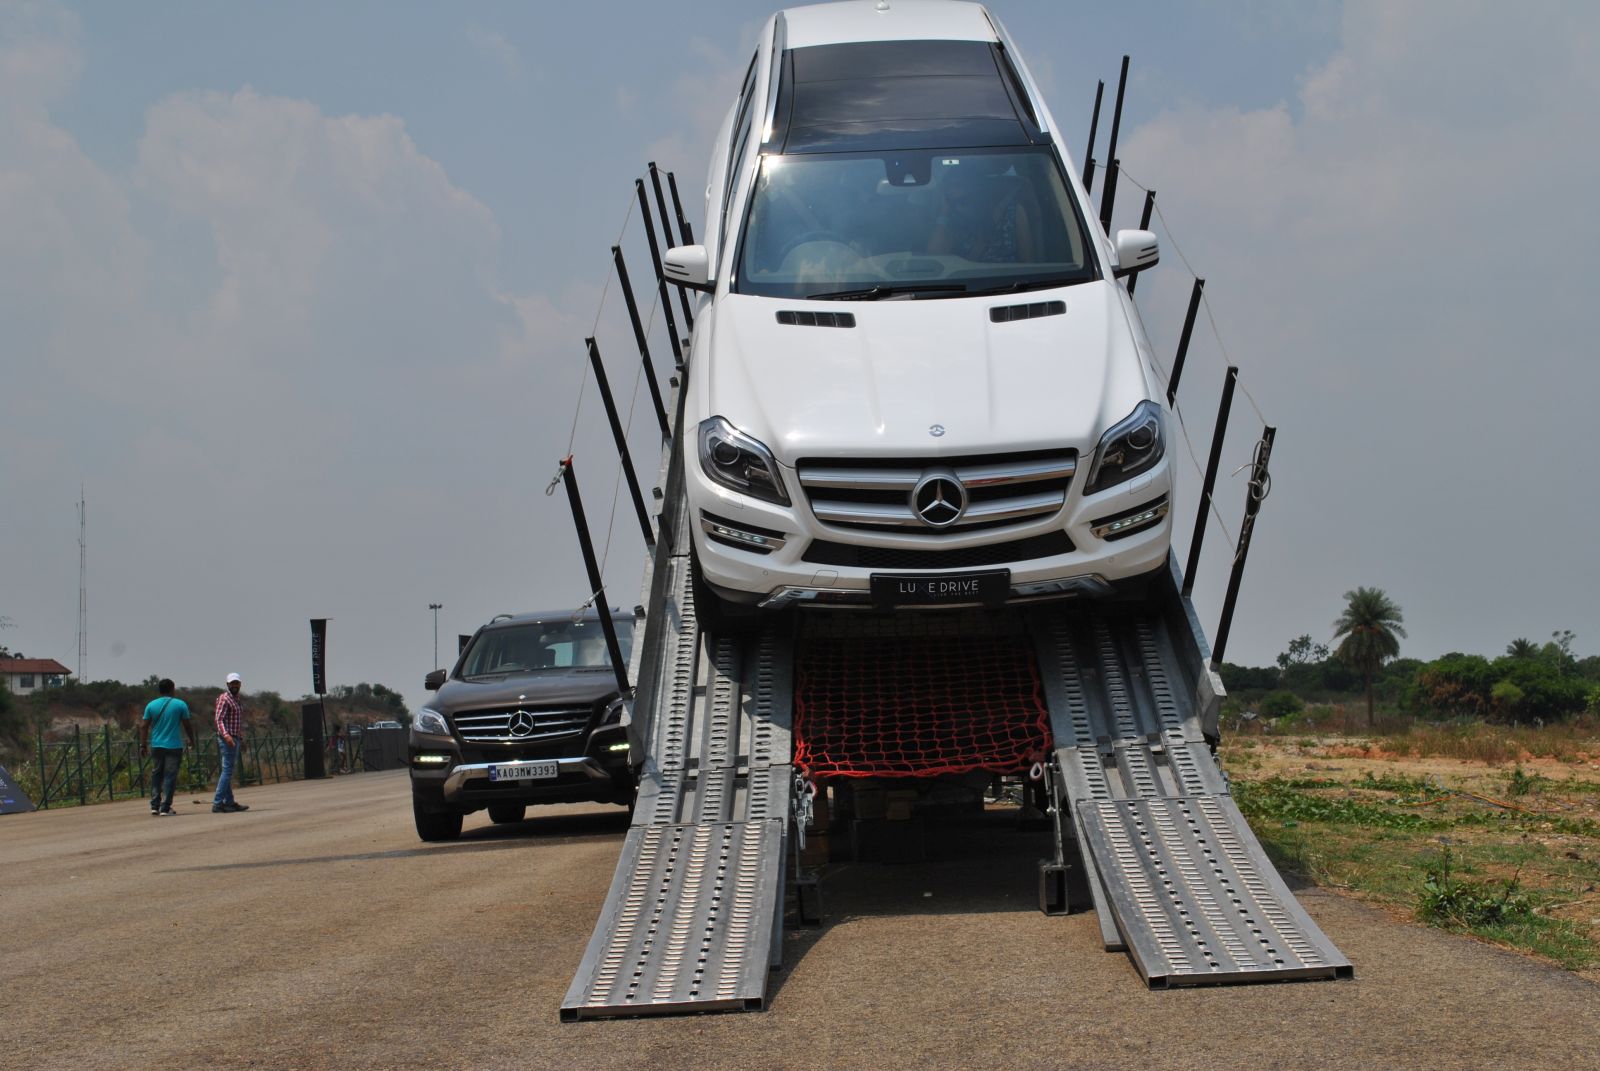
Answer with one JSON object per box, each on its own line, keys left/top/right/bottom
{"left": 1222, "top": 588, "right": 1598, "bottom": 727}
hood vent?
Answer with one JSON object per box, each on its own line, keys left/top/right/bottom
{"left": 777, "top": 310, "right": 856, "bottom": 328}
{"left": 990, "top": 300, "right": 1066, "bottom": 323}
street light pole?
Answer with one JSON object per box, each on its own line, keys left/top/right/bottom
{"left": 428, "top": 603, "right": 442, "bottom": 669}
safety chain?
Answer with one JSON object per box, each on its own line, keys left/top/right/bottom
{"left": 793, "top": 770, "right": 816, "bottom": 852}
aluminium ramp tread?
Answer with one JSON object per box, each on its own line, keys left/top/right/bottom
{"left": 1078, "top": 796, "right": 1352, "bottom": 987}
{"left": 1032, "top": 595, "right": 1352, "bottom": 986}
{"left": 565, "top": 539, "right": 795, "bottom": 1018}
{"left": 561, "top": 820, "right": 785, "bottom": 1018}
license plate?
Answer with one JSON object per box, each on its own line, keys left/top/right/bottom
{"left": 487, "top": 761, "right": 558, "bottom": 782}
{"left": 869, "top": 569, "right": 1010, "bottom": 607}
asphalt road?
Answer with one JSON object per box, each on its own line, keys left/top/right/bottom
{"left": 5, "top": 770, "right": 1596, "bottom": 1070}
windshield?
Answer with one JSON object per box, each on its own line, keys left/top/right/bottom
{"left": 732, "top": 147, "right": 1097, "bottom": 299}
{"left": 459, "top": 619, "right": 632, "bottom": 679}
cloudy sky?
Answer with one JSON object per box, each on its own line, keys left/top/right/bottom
{"left": 2, "top": 0, "right": 1595, "bottom": 712}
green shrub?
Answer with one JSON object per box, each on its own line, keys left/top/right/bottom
{"left": 1261, "top": 690, "right": 1305, "bottom": 719}
{"left": 1417, "top": 844, "right": 1533, "bottom": 927}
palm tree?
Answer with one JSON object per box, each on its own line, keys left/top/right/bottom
{"left": 1332, "top": 587, "right": 1406, "bottom": 728}
{"left": 1505, "top": 638, "right": 1538, "bottom": 660}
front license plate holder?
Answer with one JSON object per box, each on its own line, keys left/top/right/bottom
{"left": 487, "top": 761, "right": 559, "bottom": 782}
{"left": 869, "top": 569, "right": 1010, "bottom": 608}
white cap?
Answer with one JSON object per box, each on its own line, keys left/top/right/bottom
{"left": 226, "top": 672, "right": 242, "bottom": 684}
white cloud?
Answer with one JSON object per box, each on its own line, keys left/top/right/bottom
{"left": 1120, "top": 0, "right": 1600, "bottom": 660}
{"left": 0, "top": 0, "right": 81, "bottom": 105}
{"left": 0, "top": 35, "right": 613, "bottom": 699}
{"left": 465, "top": 24, "right": 524, "bottom": 83}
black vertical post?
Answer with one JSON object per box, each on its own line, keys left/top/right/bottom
{"left": 1211, "top": 426, "right": 1275, "bottom": 668}
{"left": 612, "top": 245, "right": 670, "bottom": 438}
{"left": 585, "top": 336, "right": 655, "bottom": 549}
{"left": 667, "top": 171, "right": 695, "bottom": 243}
{"left": 1126, "top": 189, "right": 1156, "bottom": 295}
{"left": 558, "top": 458, "right": 632, "bottom": 698}
{"left": 103, "top": 724, "right": 113, "bottom": 801}
{"left": 1083, "top": 80, "right": 1104, "bottom": 192}
{"left": 637, "top": 179, "right": 684, "bottom": 367}
{"left": 1098, "top": 56, "right": 1129, "bottom": 232}
{"left": 1099, "top": 160, "right": 1121, "bottom": 233}
{"left": 75, "top": 725, "right": 85, "bottom": 806}
{"left": 1167, "top": 277, "right": 1205, "bottom": 406}
{"left": 1182, "top": 366, "right": 1238, "bottom": 597}
{"left": 650, "top": 162, "right": 695, "bottom": 332}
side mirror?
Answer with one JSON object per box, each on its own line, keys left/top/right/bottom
{"left": 1112, "top": 229, "right": 1159, "bottom": 278}
{"left": 424, "top": 669, "right": 446, "bottom": 691}
{"left": 663, "top": 244, "right": 713, "bottom": 292}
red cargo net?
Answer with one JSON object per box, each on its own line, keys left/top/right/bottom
{"left": 793, "top": 633, "right": 1052, "bottom": 778}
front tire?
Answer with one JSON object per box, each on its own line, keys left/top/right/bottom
{"left": 413, "top": 797, "right": 463, "bottom": 842}
{"left": 487, "top": 801, "right": 526, "bottom": 825}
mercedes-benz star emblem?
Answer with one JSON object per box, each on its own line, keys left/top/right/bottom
{"left": 911, "top": 471, "right": 966, "bottom": 529}
{"left": 508, "top": 710, "right": 537, "bottom": 738}
{"left": 929, "top": 424, "right": 946, "bottom": 437}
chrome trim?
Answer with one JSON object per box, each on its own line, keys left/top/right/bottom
{"left": 453, "top": 707, "right": 589, "bottom": 744}
{"left": 442, "top": 757, "right": 610, "bottom": 798}
{"left": 798, "top": 452, "right": 1075, "bottom": 534}
{"left": 809, "top": 489, "right": 1063, "bottom": 529}
{"left": 796, "top": 454, "right": 1075, "bottom": 491}
{"left": 955, "top": 455, "right": 1075, "bottom": 487}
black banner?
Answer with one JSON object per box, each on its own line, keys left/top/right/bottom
{"left": 0, "top": 762, "right": 36, "bottom": 814}
{"left": 310, "top": 618, "right": 327, "bottom": 696}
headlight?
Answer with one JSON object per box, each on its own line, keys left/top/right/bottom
{"left": 414, "top": 708, "right": 450, "bottom": 736}
{"left": 698, "top": 417, "right": 790, "bottom": 506}
{"left": 602, "top": 697, "right": 629, "bottom": 725}
{"left": 1085, "top": 400, "right": 1166, "bottom": 494}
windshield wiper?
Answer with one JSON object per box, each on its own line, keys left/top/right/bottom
{"left": 964, "top": 278, "right": 1083, "bottom": 297}
{"left": 806, "top": 283, "right": 968, "bottom": 301}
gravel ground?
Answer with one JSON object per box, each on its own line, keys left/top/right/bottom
{"left": 5, "top": 769, "right": 1596, "bottom": 1070}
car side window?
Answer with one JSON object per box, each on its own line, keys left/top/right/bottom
{"left": 720, "top": 53, "right": 760, "bottom": 257}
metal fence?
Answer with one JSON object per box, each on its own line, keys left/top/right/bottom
{"left": 9, "top": 725, "right": 366, "bottom": 810}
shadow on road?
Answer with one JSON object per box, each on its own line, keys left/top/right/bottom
{"left": 768, "top": 807, "right": 1056, "bottom": 999}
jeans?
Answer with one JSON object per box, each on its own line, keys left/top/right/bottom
{"left": 149, "top": 747, "right": 182, "bottom": 810}
{"left": 213, "top": 737, "right": 240, "bottom": 805}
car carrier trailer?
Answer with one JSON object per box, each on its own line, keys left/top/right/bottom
{"left": 558, "top": 372, "right": 1350, "bottom": 1020}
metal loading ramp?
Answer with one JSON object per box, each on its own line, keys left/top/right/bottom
{"left": 562, "top": 435, "right": 799, "bottom": 1019}
{"left": 1031, "top": 570, "right": 1353, "bottom": 987}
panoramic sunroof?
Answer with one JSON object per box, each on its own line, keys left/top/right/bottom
{"left": 775, "top": 40, "right": 1037, "bottom": 153}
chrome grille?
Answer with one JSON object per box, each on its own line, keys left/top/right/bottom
{"left": 796, "top": 450, "right": 1076, "bottom": 535}
{"left": 452, "top": 705, "right": 591, "bottom": 744}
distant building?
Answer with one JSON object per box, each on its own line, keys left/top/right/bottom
{"left": 0, "top": 657, "right": 71, "bottom": 695}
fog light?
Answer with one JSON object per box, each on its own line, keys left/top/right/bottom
{"left": 701, "top": 512, "right": 787, "bottom": 554}
{"left": 413, "top": 753, "right": 451, "bottom": 765}
{"left": 607, "top": 742, "right": 630, "bottom": 752}
{"left": 1089, "top": 496, "right": 1169, "bottom": 541}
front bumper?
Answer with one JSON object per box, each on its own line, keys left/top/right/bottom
{"left": 409, "top": 729, "right": 634, "bottom": 811}
{"left": 687, "top": 450, "right": 1175, "bottom": 609}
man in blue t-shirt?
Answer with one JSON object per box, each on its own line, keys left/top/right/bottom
{"left": 140, "top": 678, "right": 197, "bottom": 816}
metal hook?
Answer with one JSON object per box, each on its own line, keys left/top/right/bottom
{"left": 545, "top": 456, "right": 572, "bottom": 497}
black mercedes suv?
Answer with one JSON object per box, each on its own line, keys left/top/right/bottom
{"left": 408, "top": 608, "right": 635, "bottom": 841}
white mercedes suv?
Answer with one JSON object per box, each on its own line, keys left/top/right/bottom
{"left": 664, "top": 0, "right": 1171, "bottom": 624}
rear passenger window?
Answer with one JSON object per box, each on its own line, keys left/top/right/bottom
{"left": 720, "top": 53, "right": 760, "bottom": 249}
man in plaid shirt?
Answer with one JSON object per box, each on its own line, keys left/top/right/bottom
{"left": 212, "top": 672, "right": 250, "bottom": 813}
